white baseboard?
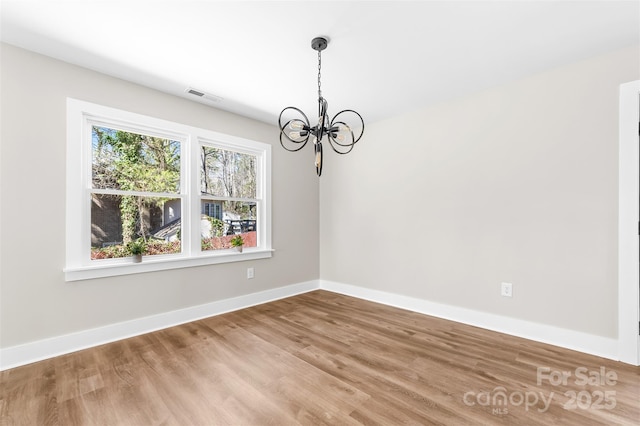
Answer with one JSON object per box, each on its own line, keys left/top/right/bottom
{"left": 1, "top": 279, "right": 620, "bottom": 371}
{"left": 0, "top": 280, "right": 318, "bottom": 371}
{"left": 320, "top": 280, "right": 619, "bottom": 362}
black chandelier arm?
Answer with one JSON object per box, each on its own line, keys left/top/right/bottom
{"left": 279, "top": 131, "right": 309, "bottom": 152}
{"left": 325, "top": 108, "right": 365, "bottom": 154}
{"left": 279, "top": 106, "right": 311, "bottom": 131}
{"left": 327, "top": 121, "right": 355, "bottom": 148}
{"left": 315, "top": 97, "right": 329, "bottom": 141}
{"left": 279, "top": 106, "right": 312, "bottom": 151}
{"left": 331, "top": 109, "right": 365, "bottom": 144}
{"left": 327, "top": 130, "right": 355, "bottom": 154}
{"left": 281, "top": 118, "right": 310, "bottom": 142}
{"left": 327, "top": 135, "right": 355, "bottom": 155}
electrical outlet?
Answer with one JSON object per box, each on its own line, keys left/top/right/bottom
{"left": 247, "top": 267, "right": 254, "bottom": 279}
{"left": 501, "top": 282, "right": 513, "bottom": 297}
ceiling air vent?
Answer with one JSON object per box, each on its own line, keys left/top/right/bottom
{"left": 185, "top": 87, "right": 223, "bottom": 103}
{"left": 187, "top": 88, "right": 205, "bottom": 97}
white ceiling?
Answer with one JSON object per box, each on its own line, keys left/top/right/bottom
{"left": 1, "top": 1, "right": 638, "bottom": 125}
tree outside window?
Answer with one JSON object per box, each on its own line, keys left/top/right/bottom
{"left": 91, "top": 126, "right": 181, "bottom": 259}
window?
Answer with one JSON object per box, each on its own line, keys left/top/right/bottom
{"left": 200, "top": 145, "right": 258, "bottom": 252}
{"left": 66, "top": 99, "right": 272, "bottom": 281}
{"left": 203, "top": 202, "right": 222, "bottom": 220}
{"left": 91, "top": 126, "right": 182, "bottom": 259}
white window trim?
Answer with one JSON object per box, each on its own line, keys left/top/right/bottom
{"left": 65, "top": 98, "right": 272, "bottom": 281}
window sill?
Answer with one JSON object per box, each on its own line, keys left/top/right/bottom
{"left": 64, "top": 249, "right": 274, "bottom": 282}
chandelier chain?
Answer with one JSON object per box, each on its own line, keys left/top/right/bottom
{"left": 317, "top": 50, "right": 322, "bottom": 100}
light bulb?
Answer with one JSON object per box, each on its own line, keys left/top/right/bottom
{"left": 289, "top": 121, "right": 304, "bottom": 130}
{"left": 289, "top": 130, "right": 309, "bottom": 140}
{"left": 329, "top": 125, "right": 346, "bottom": 143}
{"left": 315, "top": 150, "right": 321, "bottom": 168}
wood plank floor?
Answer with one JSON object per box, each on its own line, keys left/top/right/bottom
{"left": 1, "top": 290, "right": 638, "bottom": 425}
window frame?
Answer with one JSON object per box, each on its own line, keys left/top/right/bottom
{"left": 65, "top": 98, "right": 272, "bottom": 281}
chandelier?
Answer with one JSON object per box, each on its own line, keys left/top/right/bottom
{"left": 278, "top": 37, "right": 364, "bottom": 176}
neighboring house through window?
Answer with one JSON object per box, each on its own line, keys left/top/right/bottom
{"left": 65, "top": 98, "right": 272, "bottom": 281}
{"left": 203, "top": 202, "right": 222, "bottom": 220}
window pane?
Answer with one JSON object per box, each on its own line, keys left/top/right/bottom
{"left": 201, "top": 200, "right": 257, "bottom": 251}
{"left": 200, "top": 146, "right": 256, "bottom": 197}
{"left": 91, "top": 194, "right": 182, "bottom": 259}
{"left": 92, "top": 126, "right": 181, "bottom": 193}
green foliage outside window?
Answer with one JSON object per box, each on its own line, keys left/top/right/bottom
{"left": 208, "top": 217, "right": 226, "bottom": 238}
{"left": 92, "top": 126, "right": 180, "bottom": 245}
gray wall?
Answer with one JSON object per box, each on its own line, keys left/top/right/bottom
{"left": 320, "top": 46, "right": 639, "bottom": 339}
{"left": 0, "top": 43, "right": 319, "bottom": 348}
